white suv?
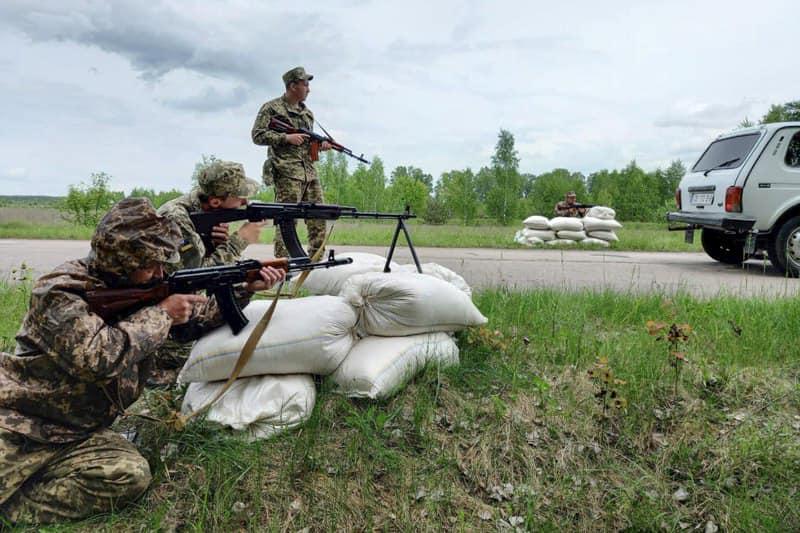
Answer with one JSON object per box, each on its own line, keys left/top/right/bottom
{"left": 668, "top": 121, "right": 800, "bottom": 275}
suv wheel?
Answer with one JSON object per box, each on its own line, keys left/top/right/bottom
{"left": 700, "top": 229, "right": 746, "bottom": 265}
{"left": 768, "top": 216, "right": 800, "bottom": 277}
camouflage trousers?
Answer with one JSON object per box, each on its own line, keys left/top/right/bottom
{"left": 0, "top": 428, "right": 151, "bottom": 525}
{"left": 273, "top": 177, "right": 326, "bottom": 259}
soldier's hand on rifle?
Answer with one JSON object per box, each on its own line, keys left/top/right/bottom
{"left": 236, "top": 221, "right": 268, "bottom": 245}
{"left": 211, "top": 223, "right": 230, "bottom": 245}
{"left": 286, "top": 133, "right": 309, "bottom": 146}
{"left": 320, "top": 141, "right": 333, "bottom": 151}
{"left": 159, "top": 294, "right": 208, "bottom": 325}
{"left": 245, "top": 266, "right": 285, "bottom": 293}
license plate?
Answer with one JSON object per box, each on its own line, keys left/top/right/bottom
{"left": 691, "top": 192, "right": 714, "bottom": 205}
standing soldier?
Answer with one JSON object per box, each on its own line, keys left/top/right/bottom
{"left": 0, "top": 198, "right": 283, "bottom": 525}
{"left": 554, "top": 191, "right": 588, "bottom": 218}
{"left": 251, "top": 66, "right": 331, "bottom": 258}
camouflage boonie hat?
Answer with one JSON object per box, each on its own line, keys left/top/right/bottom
{"left": 198, "top": 160, "right": 260, "bottom": 198}
{"left": 89, "top": 197, "right": 181, "bottom": 278}
{"left": 282, "top": 66, "right": 313, "bottom": 85}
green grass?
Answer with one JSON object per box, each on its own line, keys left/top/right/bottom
{"left": 0, "top": 207, "right": 702, "bottom": 252}
{"left": 1, "top": 283, "right": 798, "bottom": 531}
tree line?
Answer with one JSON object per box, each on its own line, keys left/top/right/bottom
{"left": 54, "top": 100, "right": 800, "bottom": 227}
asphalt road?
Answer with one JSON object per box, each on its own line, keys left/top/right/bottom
{"left": 1, "top": 239, "right": 798, "bottom": 298}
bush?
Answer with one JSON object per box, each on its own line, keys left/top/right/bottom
{"left": 59, "top": 172, "right": 124, "bottom": 227}
{"left": 422, "top": 196, "right": 449, "bottom": 225}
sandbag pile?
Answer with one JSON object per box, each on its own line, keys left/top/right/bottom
{"left": 514, "top": 206, "right": 621, "bottom": 247}
{"left": 180, "top": 254, "right": 486, "bottom": 437}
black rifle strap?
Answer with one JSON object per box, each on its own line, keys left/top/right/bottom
{"left": 314, "top": 118, "right": 335, "bottom": 142}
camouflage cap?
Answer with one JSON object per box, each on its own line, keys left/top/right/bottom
{"left": 89, "top": 197, "right": 181, "bottom": 279}
{"left": 198, "top": 160, "right": 260, "bottom": 198}
{"left": 282, "top": 66, "right": 313, "bottom": 85}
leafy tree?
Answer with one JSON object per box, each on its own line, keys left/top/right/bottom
{"left": 128, "top": 187, "right": 182, "bottom": 208}
{"left": 527, "top": 168, "right": 587, "bottom": 217}
{"left": 661, "top": 159, "right": 686, "bottom": 199}
{"left": 438, "top": 169, "right": 479, "bottom": 225}
{"left": 485, "top": 130, "right": 523, "bottom": 225}
{"left": 350, "top": 157, "right": 386, "bottom": 211}
{"left": 474, "top": 166, "right": 493, "bottom": 203}
{"left": 59, "top": 172, "right": 124, "bottom": 227}
{"left": 390, "top": 166, "right": 433, "bottom": 193}
{"left": 385, "top": 173, "right": 428, "bottom": 216}
{"left": 761, "top": 101, "right": 800, "bottom": 123}
{"left": 317, "top": 151, "right": 350, "bottom": 204}
{"left": 738, "top": 117, "right": 755, "bottom": 128}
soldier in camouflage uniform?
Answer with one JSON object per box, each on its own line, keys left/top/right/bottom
{"left": 157, "top": 160, "right": 265, "bottom": 271}
{"left": 554, "top": 191, "right": 588, "bottom": 218}
{"left": 0, "top": 198, "right": 283, "bottom": 525}
{"left": 251, "top": 66, "right": 332, "bottom": 258}
{"left": 153, "top": 160, "right": 266, "bottom": 377}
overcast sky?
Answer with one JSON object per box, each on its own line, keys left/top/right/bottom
{"left": 0, "top": 0, "right": 796, "bottom": 195}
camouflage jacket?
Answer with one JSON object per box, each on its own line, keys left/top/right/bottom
{"left": 157, "top": 191, "right": 249, "bottom": 270}
{"left": 0, "top": 259, "right": 246, "bottom": 444}
{"left": 554, "top": 201, "right": 586, "bottom": 218}
{"left": 251, "top": 95, "right": 317, "bottom": 183}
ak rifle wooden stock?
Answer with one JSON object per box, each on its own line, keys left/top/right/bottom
{"left": 267, "top": 116, "right": 370, "bottom": 164}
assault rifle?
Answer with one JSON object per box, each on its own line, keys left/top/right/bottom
{"left": 85, "top": 253, "right": 353, "bottom": 334}
{"left": 190, "top": 202, "right": 422, "bottom": 273}
{"left": 267, "top": 116, "right": 370, "bottom": 164}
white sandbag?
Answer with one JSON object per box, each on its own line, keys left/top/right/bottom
{"left": 513, "top": 229, "right": 527, "bottom": 245}
{"left": 556, "top": 230, "right": 587, "bottom": 241}
{"left": 341, "top": 272, "right": 487, "bottom": 337}
{"left": 545, "top": 238, "right": 577, "bottom": 246}
{"left": 549, "top": 217, "right": 584, "bottom": 232}
{"left": 586, "top": 206, "right": 616, "bottom": 220}
{"left": 522, "top": 215, "right": 550, "bottom": 230}
{"left": 179, "top": 296, "right": 357, "bottom": 382}
{"left": 587, "top": 230, "right": 619, "bottom": 242}
{"left": 522, "top": 228, "right": 556, "bottom": 241}
{"left": 581, "top": 216, "right": 622, "bottom": 232}
{"left": 580, "top": 237, "right": 610, "bottom": 247}
{"left": 181, "top": 374, "right": 315, "bottom": 440}
{"left": 396, "top": 262, "right": 472, "bottom": 297}
{"left": 331, "top": 333, "right": 459, "bottom": 399}
{"left": 524, "top": 236, "right": 544, "bottom": 246}
{"left": 299, "top": 252, "right": 399, "bottom": 296}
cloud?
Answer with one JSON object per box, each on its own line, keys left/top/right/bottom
{"left": 654, "top": 101, "right": 760, "bottom": 129}
{"left": 161, "top": 85, "right": 250, "bottom": 112}
{"left": 0, "top": 1, "right": 336, "bottom": 86}
{"left": 0, "top": 166, "right": 29, "bottom": 181}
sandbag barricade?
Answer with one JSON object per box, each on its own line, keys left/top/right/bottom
{"left": 181, "top": 375, "right": 316, "bottom": 440}
{"left": 178, "top": 296, "right": 357, "bottom": 383}
{"left": 299, "top": 252, "right": 399, "bottom": 296}
{"left": 514, "top": 207, "right": 621, "bottom": 246}
{"left": 341, "top": 272, "right": 488, "bottom": 337}
{"left": 331, "top": 333, "right": 459, "bottom": 399}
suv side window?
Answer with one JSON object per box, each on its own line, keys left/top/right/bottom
{"left": 786, "top": 132, "right": 800, "bottom": 168}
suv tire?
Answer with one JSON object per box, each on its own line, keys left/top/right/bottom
{"left": 701, "top": 228, "right": 746, "bottom": 265}
{"left": 768, "top": 215, "right": 800, "bottom": 277}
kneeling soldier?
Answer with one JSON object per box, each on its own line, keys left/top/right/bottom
{"left": 0, "top": 198, "right": 282, "bottom": 525}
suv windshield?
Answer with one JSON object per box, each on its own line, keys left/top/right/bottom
{"left": 692, "top": 133, "right": 760, "bottom": 173}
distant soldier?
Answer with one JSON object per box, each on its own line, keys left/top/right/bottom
{"left": 158, "top": 160, "right": 266, "bottom": 270}
{"left": 251, "top": 66, "right": 332, "bottom": 258}
{"left": 0, "top": 198, "right": 282, "bottom": 524}
{"left": 554, "top": 191, "right": 588, "bottom": 218}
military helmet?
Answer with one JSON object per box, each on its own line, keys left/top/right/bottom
{"left": 89, "top": 197, "right": 181, "bottom": 279}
